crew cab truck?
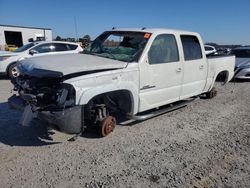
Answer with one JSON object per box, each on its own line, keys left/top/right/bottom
{"left": 8, "top": 28, "right": 235, "bottom": 137}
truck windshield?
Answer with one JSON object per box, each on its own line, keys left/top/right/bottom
{"left": 231, "top": 49, "right": 250, "bottom": 58}
{"left": 83, "top": 31, "right": 151, "bottom": 62}
{"left": 14, "top": 43, "right": 35, "bottom": 53}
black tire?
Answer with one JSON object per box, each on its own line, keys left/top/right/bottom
{"left": 205, "top": 87, "right": 217, "bottom": 99}
{"left": 7, "top": 63, "right": 18, "bottom": 78}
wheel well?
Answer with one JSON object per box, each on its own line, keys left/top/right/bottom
{"left": 6, "top": 62, "right": 17, "bottom": 76}
{"left": 215, "top": 70, "right": 229, "bottom": 84}
{"left": 87, "top": 90, "right": 133, "bottom": 114}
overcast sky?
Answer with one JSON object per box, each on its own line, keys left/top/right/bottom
{"left": 0, "top": 0, "right": 249, "bottom": 45}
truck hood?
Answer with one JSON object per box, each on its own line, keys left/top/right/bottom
{"left": 235, "top": 58, "right": 250, "bottom": 68}
{"left": 18, "top": 53, "right": 128, "bottom": 78}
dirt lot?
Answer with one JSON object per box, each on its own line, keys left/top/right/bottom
{"left": 0, "top": 78, "right": 249, "bottom": 188}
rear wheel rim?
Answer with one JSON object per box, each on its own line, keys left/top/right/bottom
{"left": 11, "top": 66, "right": 18, "bottom": 77}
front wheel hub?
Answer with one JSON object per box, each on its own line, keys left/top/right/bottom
{"left": 99, "top": 116, "right": 116, "bottom": 137}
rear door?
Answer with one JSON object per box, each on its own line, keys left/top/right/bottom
{"left": 139, "top": 34, "right": 183, "bottom": 112}
{"left": 180, "top": 35, "right": 207, "bottom": 99}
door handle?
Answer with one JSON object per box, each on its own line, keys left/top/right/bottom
{"left": 199, "top": 65, "right": 204, "bottom": 69}
{"left": 176, "top": 67, "right": 182, "bottom": 72}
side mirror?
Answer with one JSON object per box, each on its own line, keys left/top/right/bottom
{"left": 29, "top": 49, "right": 38, "bottom": 55}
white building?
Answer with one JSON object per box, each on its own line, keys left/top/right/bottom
{"left": 0, "top": 24, "right": 52, "bottom": 50}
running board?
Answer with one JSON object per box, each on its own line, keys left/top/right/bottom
{"left": 128, "top": 99, "right": 196, "bottom": 121}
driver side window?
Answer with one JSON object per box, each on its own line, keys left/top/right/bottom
{"left": 148, "top": 34, "right": 179, "bottom": 64}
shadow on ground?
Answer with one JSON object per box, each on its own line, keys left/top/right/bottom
{"left": 0, "top": 102, "right": 132, "bottom": 145}
{"left": 0, "top": 75, "right": 9, "bottom": 80}
{"left": 0, "top": 102, "right": 60, "bottom": 147}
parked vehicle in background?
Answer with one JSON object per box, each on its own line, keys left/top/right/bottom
{"left": 5, "top": 44, "right": 18, "bottom": 52}
{"left": 9, "top": 28, "right": 235, "bottom": 137}
{"left": 231, "top": 46, "right": 250, "bottom": 79}
{"left": 0, "top": 41, "right": 83, "bottom": 78}
{"left": 225, "top": 48, "right": 231, "bottom": 55}
{"left": 216, "top": 48, "right": 231, "bottom": 56}
{"left": 0, "top": 50, "right": 13, "bottom": 55}
{"left": 205, "top": 45, "right": 217, "bottom": 56}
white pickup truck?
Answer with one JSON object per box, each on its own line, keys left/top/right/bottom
{"left": 9, "top": 28, "right": 235, "bottom": 137}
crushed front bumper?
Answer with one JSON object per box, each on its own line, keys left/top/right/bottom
{"left": 8, "top": 95, "right": 84, "bottom": 134}
{"left": 37, "top": 106, "right": 83, "bottom": 134}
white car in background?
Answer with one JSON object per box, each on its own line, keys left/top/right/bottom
{"left": 231, "top": 46, "right": 250, "bottom": 79}
{"left": 0, "top": 41, "right": 83, "bottom": 78}
{"left": 204, "top": 45, "right": 217, "bottom": 56}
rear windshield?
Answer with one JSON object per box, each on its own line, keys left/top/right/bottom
{"left": 231, "top": 49, "right": 250, "bottom": 58}
{"left": 83, "top": 31, "right": 151, "bottom": 62}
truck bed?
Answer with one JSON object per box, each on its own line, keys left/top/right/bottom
{"left": 204, "top": 55, "right": 235, "bottom": 91}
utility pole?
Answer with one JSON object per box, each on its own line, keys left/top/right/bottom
{"left": 74, "top": 16, "right": 78, "bottom": 42}
{"left": 43, "top": 29, "right": 46, "bottom": 41}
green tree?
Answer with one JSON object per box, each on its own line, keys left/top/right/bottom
{"left": 83, "top": 35, "right": 91, "bottom": 42}
{"left": 82, "top": 35, "right": 91, "bottom": 48}
{"left": 55, "top": 36, "right": 62, "bottom": 41}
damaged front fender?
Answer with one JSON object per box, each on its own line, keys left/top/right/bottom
{"left": 8, "top": 95, "right": 84, "bottom": 134}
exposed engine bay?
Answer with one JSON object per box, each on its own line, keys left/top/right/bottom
{"left": 12, "top": 73, "right": 76, "bottom": 111}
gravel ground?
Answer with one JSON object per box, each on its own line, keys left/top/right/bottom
{"left": 0, "top": 78, "right": 249, "bottom": 188}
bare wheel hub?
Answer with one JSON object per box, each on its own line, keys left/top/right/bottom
{"left": 99, "top": 116, "right": 116, "bottom": 137}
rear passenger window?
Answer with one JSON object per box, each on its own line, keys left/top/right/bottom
{"left": 181, "top": 35, "right": 202, "bottom": 61}
{"left": 148, "top": 34, "right": 179, "bottom": 64}
{"left": 67, "top": 44, "right": 78, "bottom": 50}
{"left": 54, "top": 43, "right": 68, "bottom": 51}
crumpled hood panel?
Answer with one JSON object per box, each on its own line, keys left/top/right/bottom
{"left": 19, "top": 53, "right": 128, "bottom": 76}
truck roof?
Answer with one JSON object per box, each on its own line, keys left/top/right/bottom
{"left": 109, "top": 28, "right": 198, "bottom": 35}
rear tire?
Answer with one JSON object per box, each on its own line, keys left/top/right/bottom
{"left": 205, "top": 87, "right": 217, "bottom": 99}
{"left": 7, "top": 63, "right": 18, "bottom": 78}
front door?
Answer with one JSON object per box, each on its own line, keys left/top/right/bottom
{"left": 139, "top": 34, "right": 183, "bottom": 112}
{"left": 30, "top": 43, "right": 55, "bottom": 57}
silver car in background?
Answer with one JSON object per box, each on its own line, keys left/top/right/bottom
{"left": 231, "top": 46, "right": 250, "bottom": 79}
{"left": 0, "top": 41, "right": 83, "bottom": 78}
{"left": 204, "top": 45, "right": 217, "bottom": 56}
